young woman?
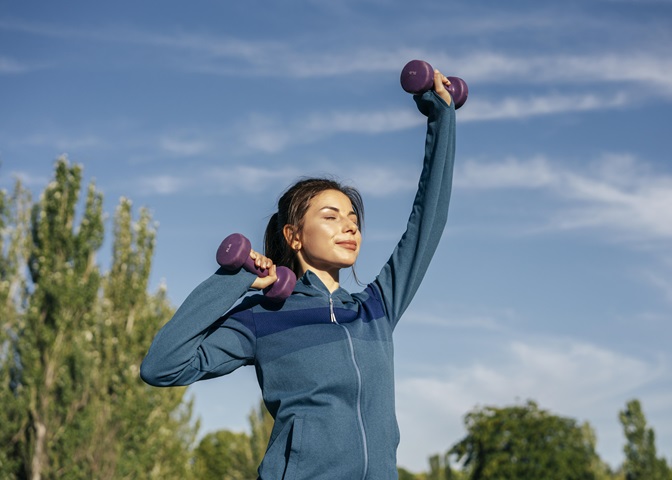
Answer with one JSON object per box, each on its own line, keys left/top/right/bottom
{"left": 141, "top": 70, "right": 457, "bottom": 480}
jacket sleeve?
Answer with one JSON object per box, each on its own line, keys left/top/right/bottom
{"left": 140, "top": 267, "right": 258, "bottom": 387}
{"left": 372, "top": 90, "right": 456, "bottom": 328}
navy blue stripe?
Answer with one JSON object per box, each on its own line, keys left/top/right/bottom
{"left": 225, "top": 285, "right": 387, "bottom": 340}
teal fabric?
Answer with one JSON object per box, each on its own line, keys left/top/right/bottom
{"left": 141, "top": 90, "right": 456, "bottom": 480}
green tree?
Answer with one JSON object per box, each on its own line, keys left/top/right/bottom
{"left": 0, "top": 178, "right": 32, "bottom": 478}
{"left": 449, "top": 400, "right": 599, "bottom": 480}
{"left": 248, "top": 398, "right": 274, "bottom": 467}
{"left": 619, "top": 399, "right": 672, "bottom": 480}
{"left": 397, "top": 466, "right": 422, "bottom": 480}
{"left": 193, "top": 430, "right": 257, "bottom": 479}
{"left": 193, "top": 398, "right": 272, "bottom": 478}
{"left": 0, "top": 158, "right": 197, "bottom": 479}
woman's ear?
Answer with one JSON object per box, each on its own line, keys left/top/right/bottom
{"left": 283, "top": 224, "right": 301, "bottom": 251}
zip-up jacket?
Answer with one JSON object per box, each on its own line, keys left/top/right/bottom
{"left": 141, "top": 90, "right": 456, "bottom": 480}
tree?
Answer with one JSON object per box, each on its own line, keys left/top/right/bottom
{"left": 619, "top": 399, "right": 672, "bottom": 480}
{"left": 248, "top": 397, "right": 274, "bottom": 467}
{"left": 193, "top": 398, "right": 273, "bottom": 478}
{"left": 86, "top": 197, "right": 198, "bottom": 479}
{"left": 0, "top": 158, "right": 197, "bottom": 479}
{"left": 193, "top": 430, "right": 257, "bottom": 479}
{"left": 449, "top": 400, "right": 599, "bottom": 480}
{"left": 0, "top": 178, "right": 32, "bottom": 478}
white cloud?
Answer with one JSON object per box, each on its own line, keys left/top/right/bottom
{"left": 395, "top": 336, "right": 670, "bottom": 471}
{"left": 458, "top": 156, "right": 555, "bottom": 189}
{"left": 132, "top": 151, "right": 672, "bottom": 248}
{"left": 235, "top": 89, "right": 630, "bottom": 155}
{"left": 0, "top": 56, "right": 31, "bottom": 74}
{"left": 137, "top": 174, "right": 190, "bottom": 195}
{"left": 348, "top": 164, "right": 419, "bottom": 198}
{"left": 402, "top": 309, "right": 510, "bottom": 332}
{"left": 0, "top": 170, "right": 50, "bottom": 189}
{"left": 639, "top": 270, "right": 672, "bottom": 304}
{"left": 134, "top": 164, "right": 305, "bottom": 196}
{"left": 456, "top": 154, "right": 672, "bottom": 241}
{"left": 18, "top": 133, "right": 105, "bottom": 152}
{"left": 5, "top": 17, "right": 672, "bottom": 94}
{"left": 239, "top": 109, "right": 422, "bottom": 154}
{"left": 459, "top": 92, "right": 629, "bottom": 122}
{"left": 158, "top": 136, "right": 211, "bottom": 157}
{"left": 205, "top": 165, "right": 305, "bottom": 194}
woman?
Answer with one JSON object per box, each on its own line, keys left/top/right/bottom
{"left": 141, "top": 70, "right": 456, "bottom": 479}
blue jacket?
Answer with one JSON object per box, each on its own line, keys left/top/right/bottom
{"left": 141, "top": 91, "right": 456, "bottom": 479}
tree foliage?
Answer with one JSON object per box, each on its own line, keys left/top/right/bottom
{"left": 619, "top": 399, "right": 672, "bottom": 480}
{"left": 193, "top": 398, "right": 273, "bottom": 479}
{"left": 0, "top": 178, "right": 32, "bottom": 477}
{"left": 0, "top": 158, "right": 197, "bottom": 479}
{"left": 449, "top": 400, "right": 600, "bottom": 480}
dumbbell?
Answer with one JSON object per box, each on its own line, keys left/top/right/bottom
{"left": 216, "top": 233, "right": 296, "bottom": 301}
{"left": 400, "top": 59, "right": 468, "bottom": 109}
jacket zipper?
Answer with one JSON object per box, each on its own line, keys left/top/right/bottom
{"left": 330, "top": 294, "right": 369, "bottom": 479}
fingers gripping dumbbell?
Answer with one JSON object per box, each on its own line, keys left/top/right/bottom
{"left": 400, "top": 59, "right": 469, "bottom": 109}
{"left": 216, "top": 233, "right": 296, "bottom": 301}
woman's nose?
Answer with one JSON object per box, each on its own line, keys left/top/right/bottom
{"left": 342, "top": 218, "right": 358, "bottom": 233}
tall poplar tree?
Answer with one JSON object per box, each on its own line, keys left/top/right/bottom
{"left": 0, "top": 158, "right": 197, "bottom": 479}
{"left": 0, "top": 178, "right": 32, "bottom": 478}
{"left": 619, "top": 399, "right": 672, "bottom": 480}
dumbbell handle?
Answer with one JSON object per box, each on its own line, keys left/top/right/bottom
{"left": 400, "top": 59, "right": 469, "bottom": 109}
{"left": 216, "top": 233, "right": 296, "bottom": 301}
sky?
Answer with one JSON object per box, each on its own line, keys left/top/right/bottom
{"left": 1, "top": 0, "right": 671, "bottom": 473}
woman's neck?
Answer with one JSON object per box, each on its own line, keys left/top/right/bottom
{"left": 303, "top": 268, "right": 340, "bottom": 293}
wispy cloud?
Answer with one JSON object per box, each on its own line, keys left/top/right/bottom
{"left": 132, "top": 150, "right": 672, "bottom": 246}
{"left": 0, "top": 56, "right": 33, "bottom": 74}
{"left": 403, "top": 309, "right": 509, "bottom": 331}
{"left": 235, "top": 89, "right": 630, "bottom": 155}
{"left": 436, "top": 52, "right": 672, "bottom": 92}
{"left": 4, "top": 18, "right": 671, "bottom": 95}
{"left": 395, "top": 336, "right": 670, "bottom": 470}
{"left": 134, "top": 164, "right": 305, "bottom": 196}
{"left": 456, "top": 154, "right": 672, "bottom": 241}
{"left": 639, "top": 269, "right": 672, "bottom": 304}
{"left": 20, "top": 133, "right": 106, "bottom": 151}
{"left": 238, "top": 109, "right": 422, "bottom": 154}
{"left": 158, "top": 136, "right": 211, "bottom": 157}
{"left": 459, "top": 92, "right": 629, "bottom": 122}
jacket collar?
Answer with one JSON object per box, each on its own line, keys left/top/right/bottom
{"left": 293, "top": 270, "right": 354, "bottom": 305}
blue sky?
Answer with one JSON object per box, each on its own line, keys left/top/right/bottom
{"left": 2, "top": 0, "right": 671, "bottom": 472}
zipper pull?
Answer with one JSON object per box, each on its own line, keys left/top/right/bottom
{"left": 329, "top": 295, "right": 338, "bottom": 324}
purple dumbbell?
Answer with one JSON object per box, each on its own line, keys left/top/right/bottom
{"left": 400, "top": 59, "right": 468, "bottom": 109}
{"left": 216, "top": 233, "right": 296, "bottom": 301}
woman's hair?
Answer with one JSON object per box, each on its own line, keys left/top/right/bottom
{"left": 264, "top": 177, "right": 364, "bottom": 278}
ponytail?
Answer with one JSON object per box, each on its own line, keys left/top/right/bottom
{"left": 263, "top": 211, "right": 298, "bottom": 275}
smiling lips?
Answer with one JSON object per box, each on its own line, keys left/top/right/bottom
{"left": 337, "top": 240, "right": 358, "bottom": 251}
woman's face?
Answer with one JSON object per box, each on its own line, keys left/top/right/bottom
{"left": 289, "top": 189, "right": 361, "bottom": 275}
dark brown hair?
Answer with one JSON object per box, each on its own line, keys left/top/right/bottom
{"left": 264, "top": 177, "right": 364, "bottom": 278}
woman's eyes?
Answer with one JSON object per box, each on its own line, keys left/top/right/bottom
{"left": 322, "top": 215, "right": 358, "bottom": 227}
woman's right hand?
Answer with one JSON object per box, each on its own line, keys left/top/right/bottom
{"left": 433, "top": 69, "right": 453, "bottom": 106}
{"left": 249, "top": 249, "right": 278, "bottom": 290}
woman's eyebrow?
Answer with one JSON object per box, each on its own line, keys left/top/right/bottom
{"left": 320, "top": 206, "right": 357, "bottom": 216}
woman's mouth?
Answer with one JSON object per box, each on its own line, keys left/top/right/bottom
{"left": 337, "top": 240, "right": 358, "bottom": 251}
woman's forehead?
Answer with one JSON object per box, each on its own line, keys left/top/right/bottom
{"left": 310, "top": 189, "right": 355, "bottom": 211}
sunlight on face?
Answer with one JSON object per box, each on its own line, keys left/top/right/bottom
{"left": 293, "top": 189, "right": 361, "bottom": 278}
